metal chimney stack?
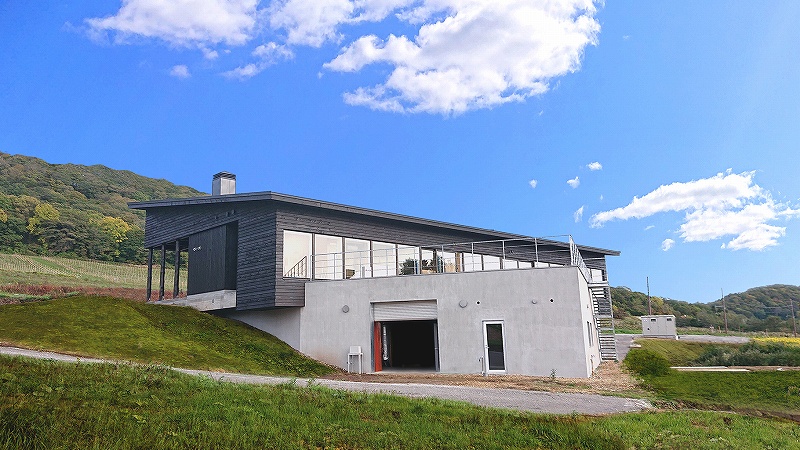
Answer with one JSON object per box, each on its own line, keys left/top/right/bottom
{"left": 212, "top": 172, "right": 236, "bottom": 195}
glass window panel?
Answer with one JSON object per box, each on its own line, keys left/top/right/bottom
{"left": 485, "top": 323, "right": 505, "bottom": 371}
{"left": 518, "top": 261, "right": 532, "bottom": 269}
{"left": 420, "top": 249, "right": 436, "bottom": 274}
{"left": 483, "top": 255, "right": 501, "bottom": 271}
{"left": 502, "top": 259, "right": 518, "bottom": 270}
{"left": 397, "top": 245, "right": 420, "bottom": 275}
{"left": 345, "top": 238, "right": 371, "bottom": 279}
{"left": 461, "top": 252, "right": 482, "bottom": 272}
{"left": 283, "top": 231, "right": 312, "bottom": 278}
{"left": 534, "top": 261, "right": 549, "bottom": 268}
{"left": 372, "top": 241, "right": 396, "bottom": 277}
{"left": 314, "top": 234, "right": 343, "bottom": 280}
{"left": 440, "top": 251, "right": 457, "bottom": 273}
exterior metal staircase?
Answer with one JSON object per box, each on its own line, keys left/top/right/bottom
{"left": 589, "top": 281, "right": 618, "bottom": 361}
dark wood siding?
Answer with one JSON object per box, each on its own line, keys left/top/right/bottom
{"left": 187, "top": 224, "right": 237, "bottom": 295}
{"left": 140, "top": 198, "right": 610, "bottom": 311}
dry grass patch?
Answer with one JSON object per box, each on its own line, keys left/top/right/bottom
{"left": 324, "top": 362, "right": 646, "bottom": 397}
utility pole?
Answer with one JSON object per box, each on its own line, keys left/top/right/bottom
{"left": 647, "top": 276, "right": 652, "bottom": 315}
{"left": 721, "top": 288, "right": 728, "bottom": 334}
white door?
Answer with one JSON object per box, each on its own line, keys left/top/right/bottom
{"left": 483, "top": 321, "right": 506, "bottom": 374}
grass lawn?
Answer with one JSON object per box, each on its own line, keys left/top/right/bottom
{"left": 643, "top": 370, "right": 800, "bottom": 417}
{"left": 2, "top": 356, "right": 799, "bottom": 450}
{"left": 635, "top": 338, "right": 735, "bottom": 366}
{"left": 0, "top": 295, "right": 332, "bottom": 377}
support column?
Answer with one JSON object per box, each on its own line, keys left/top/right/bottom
{"left": 173, "top": 240, "right": 180, "bottom": 298}
{"left": 146, "top": 248, "right": 153, "bottom": 301}
{"left": 159, "top": 244, "right": 166, "bottom": 301}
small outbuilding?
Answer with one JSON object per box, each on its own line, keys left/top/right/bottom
{"left": 640, "top": 315, "right": 677, "bottom": 338}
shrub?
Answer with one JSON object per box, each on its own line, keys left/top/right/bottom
{"left": 623, "top": 349, "right": 672, "bottom": 377}
{"left": 695, "top": 341, "right": 800, "bottom": 366}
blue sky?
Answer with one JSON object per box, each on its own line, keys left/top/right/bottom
{"left": 2, "top": 1, "right": 799, "bottom": 303}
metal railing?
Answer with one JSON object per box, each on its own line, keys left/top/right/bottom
{"left": 284, "top": 236, "right": 599, "bottom": 282}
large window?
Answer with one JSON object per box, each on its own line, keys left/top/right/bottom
{"left": 345, "top": 238, "right": 371, "bottom": 279}
{"left": 314, "top": 234, "right": 343, "bottom": 280}
{"left": 483, "top": 255, "right": 501, "bottom": 271}
{"left": 397, "top": 246, "right": 420, "bottom": 275}
{"left": 283, "top": 230, "right": 539, "bottom": 280}
{"left": 372, "top": 241, "right": 396, "bottom": 277}
{"left": 420, "top": 249, "right": 436, "bottom": 274}
{"left": 283, "top": 231, "right": 311, "bottom": 278}
{"left": 440, "top": 251, "right": 457, "bottom": 273}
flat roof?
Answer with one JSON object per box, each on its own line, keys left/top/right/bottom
{"left": 129, "top": 191, "right": 620, "bottom": 256}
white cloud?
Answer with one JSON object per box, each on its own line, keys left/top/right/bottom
{"left": 661, "top": 239, "right": 675, "bottom": 251}
{"left": 202, "top": 47, "right": 219, "bottom": 60}
{"left": 644, "top": 225, "right": 655, "bottom": 231}
{"left": 169, "top": 64, "right": 191, "bottom": 78}
{"left": 567, "top": 176, "right": 580, "bottom": 189}
{"left": 86, "top": 0, "right": 259, "bottom": 47}
{"left": 574, "top": 205, "right": 584, "bottom": 223}
{"left": 587, "top": 161, "right": 602, "bottom": 171}
{"left": 85, "top": 0, "right": 600, "bottom": 114}
{"left": 590, "top": 170, "right": 800, "bottom": 251}
{"left": 528, "top": 179, "right": 538, "bottom": 189}
{"left": 324, "top": 0, "right": 600, "bottom": 114}
{"left": 224, "top": 42, "right": 293, "bottom": 79}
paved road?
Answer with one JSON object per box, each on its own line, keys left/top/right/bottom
{"left": 0, "top": 346, "right": 650, "bottom": 415}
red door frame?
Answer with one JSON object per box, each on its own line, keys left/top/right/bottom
{"left": 373, "top": 321, "right": 382, "bottom": 372}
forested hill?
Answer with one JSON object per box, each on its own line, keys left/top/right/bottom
{"left": 0, "top": 152, "right": 204, "bottom": 263}
{"left": 612, "top": 284, "right": 800, "bottom": 333}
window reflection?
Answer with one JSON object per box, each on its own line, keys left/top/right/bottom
{"left": 283, "top": 231, "right": 312, "bottom": 278}
{"left": 372, "top": 241, "right": 396, "bottom": 277}
{"left": 345, "top": 238, "right": 371, "bottom": 279}
{"left": 420, "top": 249, "right": 436, "bottom": 274}
{"left": 483, "top": 255, "right": 501, "bottom": 270}
{"left": 440, "top": 251, "right": 457, "bottom": 273}
{"left": 502, "top": 259, "right": 518, "bottom": 269}
{"left": 461, "top": 253, "right": 482, "bottom": 272}
{"left": 314, "top": 234, "right": 343, "bottom": 280}
{"left": 398, "top": 246, "right": 420, "bottom": 275}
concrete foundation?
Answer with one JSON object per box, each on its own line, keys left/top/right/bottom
{"left": 156, "top": 289, "right": 236, "bottom": 311}
{"left": 229, "top": 267, "right": 601, "bottom": 378}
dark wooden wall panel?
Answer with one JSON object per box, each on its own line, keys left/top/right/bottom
{"left": 140, "top": 199, "right": 610, "bottom": 311}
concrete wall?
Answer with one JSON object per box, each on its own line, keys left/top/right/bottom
{"left": 299, "top": 267, "right": 600, "bottom": 378}
{"left": 159, "top": 289, "right": 236, "bottom": 311}
{"left": 222, "top": 307, "right": 303, "bottom": 349}
{"left": 226, "top": 267, "right": 601, "bottom": 377}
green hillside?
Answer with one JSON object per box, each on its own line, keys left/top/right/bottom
{"left": 0, "top": 295, "right": 332, "bottom": 377}
{"left": 612, "top": 285, "right": 800, "bottom": 333}
{"left": 0, "top": 152, "right": 204, "bottom": 263}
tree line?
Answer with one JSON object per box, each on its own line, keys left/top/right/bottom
{"left": 612, "top": 285, "right": 800, "bottom": 334}
{"left": 0, "top": 192, "right": 146, "bottom": 263}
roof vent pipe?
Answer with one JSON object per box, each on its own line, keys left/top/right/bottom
{"left": 212, "top": 172, "right": 236, "bottom": 195}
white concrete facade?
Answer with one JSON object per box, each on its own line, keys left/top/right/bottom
{"left": 227, "top": 266, "right": 602, "bottom": 378}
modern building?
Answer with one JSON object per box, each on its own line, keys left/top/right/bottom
{"left": 129, "top": 172, "right": 619, "bottom": 378}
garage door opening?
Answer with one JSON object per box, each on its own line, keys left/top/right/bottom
{"left": 379, "top": 320, "right": 439, "bottom": 371}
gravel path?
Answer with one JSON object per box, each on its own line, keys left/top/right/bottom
{"left": 0, "top": 346, "right": 651, "bottom": 415}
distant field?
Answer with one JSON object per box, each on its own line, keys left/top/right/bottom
{"left": 0, "top": 253, "right": 186, "bottom": 291}
{"left": 756, "top": 337, "right": 800, "bottom": 347}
